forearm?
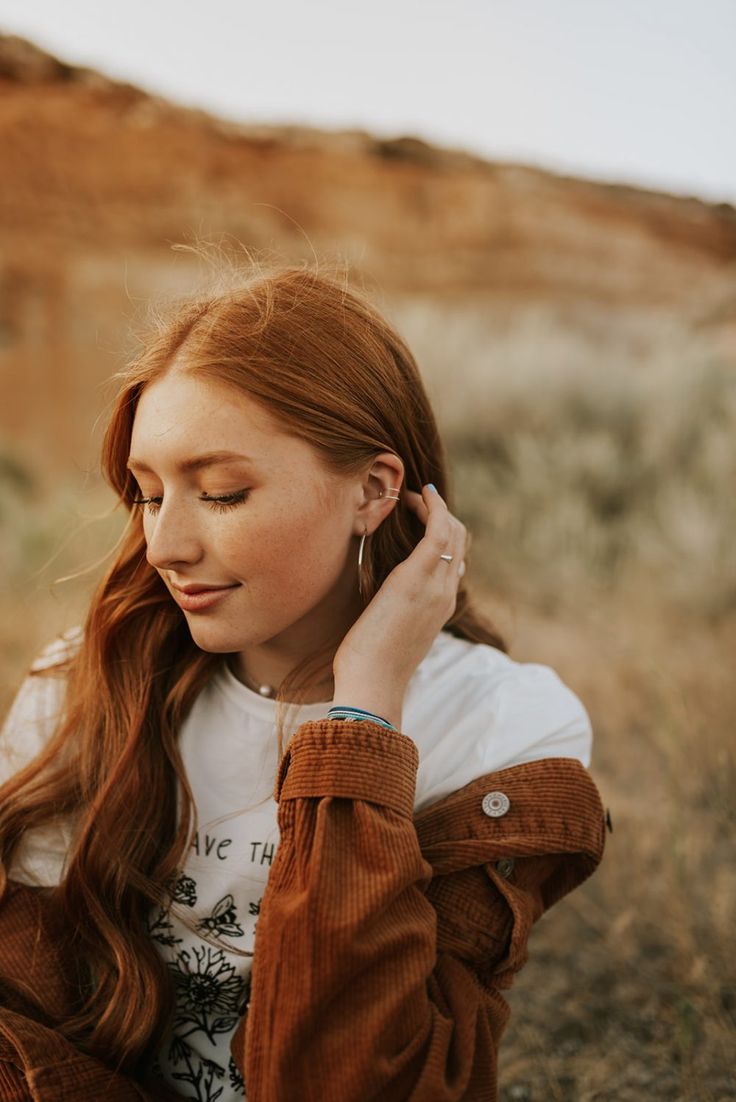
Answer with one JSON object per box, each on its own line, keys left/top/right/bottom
{"left": 237, "top": 718, "right": 501, "bottom": 1101}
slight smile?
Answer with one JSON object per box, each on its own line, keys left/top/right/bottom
{"left": 172, "top": 585, "right": 240, "bottom": 612}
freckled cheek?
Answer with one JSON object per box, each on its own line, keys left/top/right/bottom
{"left": 213, "top": 523, "right": 270, "bottom": 578}
{"left": 214, "top": 515, "right": 300, "bottom": 573}
{"left": 220, "top": 514, "right": 343, "bottom": 591}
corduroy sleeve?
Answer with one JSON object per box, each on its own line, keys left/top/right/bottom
{"left": 0, "top": 1062, "right": 30, "bottom": 1102}
{"left": 233, "top": 718, "right": 514, "bottom": 1102}
{"left": 0, "top": 883, "right": 185, "bottom": 1102}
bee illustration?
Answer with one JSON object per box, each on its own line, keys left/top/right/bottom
{"left": 196, "top": 893, "right": 245, "bottom": 938}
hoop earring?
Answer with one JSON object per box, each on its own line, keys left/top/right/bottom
{"left": 357, "top": 527, "right": 367, "bottom": 597}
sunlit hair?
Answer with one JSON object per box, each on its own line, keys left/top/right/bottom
{"left": 0, "top": 259, "right": 508, "bottom": 1075}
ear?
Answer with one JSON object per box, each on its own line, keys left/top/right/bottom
{"left": 354, "top": 452, "right": 405, "bottom": 535}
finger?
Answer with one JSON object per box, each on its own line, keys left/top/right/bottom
{"left": 403, "top": 487, "right": 431, "bottom": 525}
{"left": 421, "top": 485, "right": 452, "bottom": 540}
{"left": 422, "top": 488, "right": 469, "bottom": 581}
{"left": 406, "top": 487, "right": 465, "bottom": 552}
{"left": 407, "top": 485, "right": 448, "bottom": 539}
{"left": 439, "top": 520, "right": 467, "bottom": 580}
{"left": 405, "top": 488, "right": 468, "bottom": 585}
{"left": 417, "top": 485, "right": 463, "bottom": 577}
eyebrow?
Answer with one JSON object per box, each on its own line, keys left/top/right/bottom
{"left": 126, "top": 451, "right": 256, "bottom": 474}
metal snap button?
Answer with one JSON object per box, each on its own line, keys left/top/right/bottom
{"left": 495, "top": 857, "right": 515, "bottom": 878}
{"left": 482, "top": 791, "right": 510, "bottom": 817}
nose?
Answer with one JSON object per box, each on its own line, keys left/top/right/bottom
{"left": 144, "top": 500, "right": 204, "bottom": 572}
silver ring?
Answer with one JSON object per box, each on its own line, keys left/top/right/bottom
{"left": 439, "top": 554, "right": 454, "bottom": 563}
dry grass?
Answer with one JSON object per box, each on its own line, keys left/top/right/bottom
{"left": 396, "top": 300, "right": 736, "bottom": 1099}
{"left": 1, "top": 299, "right": 734, "bottom": 1100}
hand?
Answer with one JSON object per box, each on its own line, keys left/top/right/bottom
{"left": 332, "top": 485, "right": 468, "bottom": 705}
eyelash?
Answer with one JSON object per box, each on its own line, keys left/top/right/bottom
{"left": 132, "top": 490, "right": 251, "bottom": 515}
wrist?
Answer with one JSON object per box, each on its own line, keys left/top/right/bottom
{"left": 327, "top": 706, "right": 397, "bottom": 731}
{"left": 331, "top": 683, "right": 404, "bottom": 732}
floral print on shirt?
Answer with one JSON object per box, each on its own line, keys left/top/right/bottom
{"left": 147, "top": 871, "right": 252, "bottom": 1100}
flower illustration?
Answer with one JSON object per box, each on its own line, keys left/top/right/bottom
{"left": 228, "top": 1055, "right": 245, "bottom": 1093}
{"left": 173, "top": 873, "right": 198, "bottom": 907}
{"left": 169, "top": 945, "right": 246, "bottom": 1045}
{"left": 147, "top": 905, "right": 182, "bottom": 948}
{"left": 168, "top": 1035, "right": 226, "bottom": 1102}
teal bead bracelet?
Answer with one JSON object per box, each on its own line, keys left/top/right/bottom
{"left": 326, "top": 705, "right": 397, "bottom": 731}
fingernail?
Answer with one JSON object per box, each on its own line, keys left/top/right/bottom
{"left": 427, "top": 483, "right": 438, "bottom": 493}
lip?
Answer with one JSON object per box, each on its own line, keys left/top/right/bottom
{"left": 172, "top": 581, "right": 240, "bottom": 595}
{"left": 171, "top": 584, "right": 240, "bottom": 612}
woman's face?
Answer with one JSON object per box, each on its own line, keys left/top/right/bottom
{"left": 127, "top": 370, "right": 400, "bottom": 678}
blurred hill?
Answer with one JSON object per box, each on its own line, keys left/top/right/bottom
{"left": 1, "top": 31, "right": 735, "bottom": 477}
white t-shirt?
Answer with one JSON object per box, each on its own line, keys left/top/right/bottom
{"left": 0, "top": 626, "right": 593, "bottom": 1101}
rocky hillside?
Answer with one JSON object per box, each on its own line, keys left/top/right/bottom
{"left": 0, "top": 31, "right": 734, "bottom": 472}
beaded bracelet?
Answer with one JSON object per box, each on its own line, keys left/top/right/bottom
{"left": 326, "top": 705, "right": 397, "bottom": 731}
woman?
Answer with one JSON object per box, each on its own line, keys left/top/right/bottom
{"left": 0, "top": 265, "right": 608, "bottom": 1101}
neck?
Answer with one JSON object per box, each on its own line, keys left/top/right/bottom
{"left": 228, "top": 655, "right": 335, "bottom": 704}
{"left": 226, "top": 581, "right": 359, "bottom": 700}
{"left": 229, "top": 564, "right": 364, "bottom": 703}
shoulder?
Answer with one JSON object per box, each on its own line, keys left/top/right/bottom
{"left": 487, "top": 658, "right": 593, "bottom": 768}
{"left": 418, "top": 630, "right": 593, "bottom": 770}
{"left": 0, "top": 626, "right": 84, "bottom": 785}
{"left": 28, "top": 624, "right": 84, "bottom": 673}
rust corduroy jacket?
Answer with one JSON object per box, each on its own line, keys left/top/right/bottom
{"left": 0, "top": 718, "right": 609, "bottom": 1101}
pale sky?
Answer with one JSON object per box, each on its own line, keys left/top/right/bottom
{"left": 1, "top": 0, "right": 734, "bottom": 204}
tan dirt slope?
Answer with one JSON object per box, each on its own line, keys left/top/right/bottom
{"left": 1, "top": 32, "right": 735, "bottom": 473}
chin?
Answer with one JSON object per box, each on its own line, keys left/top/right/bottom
{"left": 184, "top": 618, "right": 271, "bottom": 652}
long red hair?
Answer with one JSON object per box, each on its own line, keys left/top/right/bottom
{"left": 0, "top": 262, "right": 508, "bottom": 1074}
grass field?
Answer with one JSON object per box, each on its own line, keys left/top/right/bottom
{"left": 1, "top": 299, "right": 733, "bottom": 1099}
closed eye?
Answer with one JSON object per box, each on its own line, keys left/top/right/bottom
{"left": 132, "top": 489, "right": 251, "bottom": 515}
